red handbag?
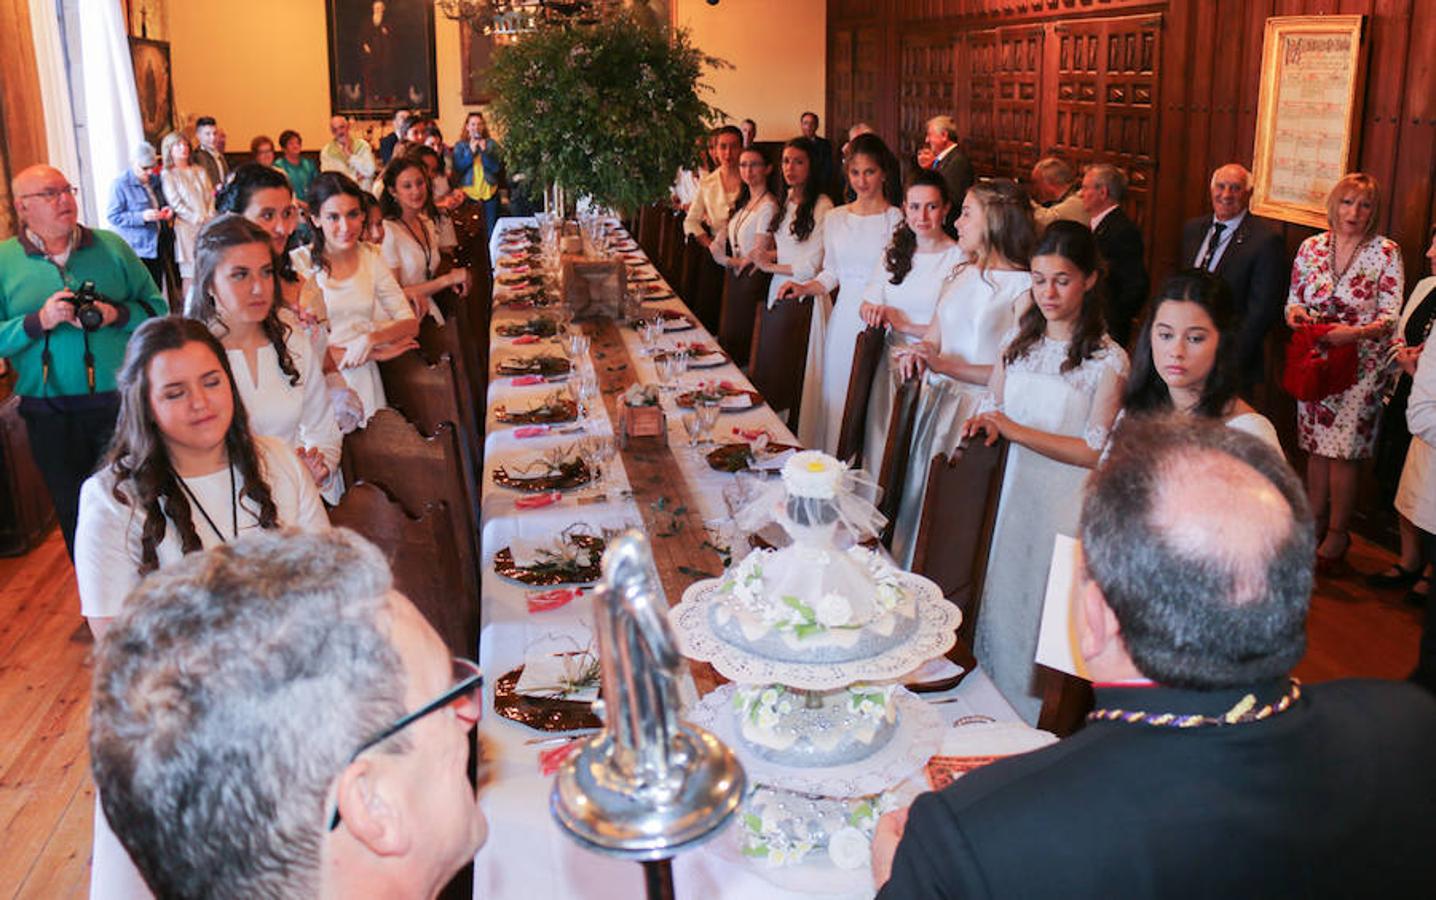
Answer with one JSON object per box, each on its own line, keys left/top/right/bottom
{"left": 1282, "top": 324, "right": 1359, "bottom": 402}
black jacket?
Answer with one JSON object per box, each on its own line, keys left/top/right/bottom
{"left": 1093, "top": 206, "right": 1149, "bottom": 347}
{"left": 1180, "top": 213, "right": 1288, "bottom": 386}
{"left": 879, "top": 679, "right": 1436, "bottom": 899}
{"left": 927, "top": 148, "right": 974, "bottom": 231}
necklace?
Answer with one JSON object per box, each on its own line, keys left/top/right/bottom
{"left": 1330, "top": 233, "right": 1368, "bottom": 286}
{"left": 1087, "top": 678, "right": 1302, "bottom": 728}
{"left": 174, "top": 461, "right": 239, "bottom": 543}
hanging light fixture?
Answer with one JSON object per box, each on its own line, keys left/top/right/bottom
{"left": 436, "top": 0, "right": 625, "bottom": 43}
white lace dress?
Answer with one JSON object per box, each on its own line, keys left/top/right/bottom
{"left": 973, "top": 334, "right": 1129, "bottom": 725}
{"left": 796, "top": 204, "right": 903, "bottom": 453}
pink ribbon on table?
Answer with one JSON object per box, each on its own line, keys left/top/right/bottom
{"left": 526, "top": 587, "right": 580, "bottom": 614}
{"left": 513, "top": 425, "right": 550, "bottom": 439}
{"left": 514, "top": 491, "right": 562, "bottom": 510}
{"left": 732, "top": 427, "right": 771, "bottom": 442}
{"left": 511, "top": 375, "right": 546, "bottom": 386}
{"left": 538, "top": 739, "right": 586, "bottom": 776}
{"left": 511, "top": 334, "right": 541, "bottom": 345}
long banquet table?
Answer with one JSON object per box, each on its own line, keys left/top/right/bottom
{"left": 473, "top": 216, "right": 1021, "bottom": 900}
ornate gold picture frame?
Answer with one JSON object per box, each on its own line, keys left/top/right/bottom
{"left": 1250, "top": 15, "right": 1368, "bottom": 229}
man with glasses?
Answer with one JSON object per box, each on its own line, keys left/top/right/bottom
{"left": 90, "top": 528, "right": 488, "bottom": 899}
{"left": 0, "top": 164, "right": 166, "bottom": 557}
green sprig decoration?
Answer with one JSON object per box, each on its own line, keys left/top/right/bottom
{"left": 489, "top": 12, "right": 727, "bottom": 214}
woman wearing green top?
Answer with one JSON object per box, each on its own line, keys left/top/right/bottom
{"left": 273, "top": 129, "right": 319, "bottom": 213}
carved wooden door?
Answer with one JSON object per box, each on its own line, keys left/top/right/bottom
{"left": 898, "top": 30, "right": 956, "bottom": 161}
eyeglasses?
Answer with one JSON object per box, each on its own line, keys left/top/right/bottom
{"left": 18, "top": 186, "right": 79, "bottom": 203}
{"left": 328, "top": 656, "right": 483, "bottom": 831}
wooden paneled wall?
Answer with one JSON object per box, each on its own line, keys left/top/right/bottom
{"left": 0, "top": 0, "right": 48, "bottom": 239}
{"left": 827, "top": 0, "right": 1436, "bottom": 288}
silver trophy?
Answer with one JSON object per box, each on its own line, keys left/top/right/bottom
{"left": 551, "top": 530, "right": 745, "bottom": 899}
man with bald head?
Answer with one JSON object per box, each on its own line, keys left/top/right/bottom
{"left": 319, "top": 115, "right": 377, "bottom": 191}
{"left": 0, "top": 165, "right": 166, "bottom": 557}
{"left": 872, "top": 416, "right": 1436, "bottom": 899}
{"left": 1180, "top": 163, "right": 1287, "bottom": 390}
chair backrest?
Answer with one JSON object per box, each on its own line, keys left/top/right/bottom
{"left": 910, "top": 438, "right": 1009, "bottom": 649}
{"left": 682, "top": 239, "right": 725, "bottom": 334}
{"left": 418, "top": 302, "right": 486, "bottom": 465}
{"left": 637, "top": 204, "right": 663, "bottom": 260}
{"left": 1037, "top": 668, "right": 1094, "bottom": 738}
{"left": 835, "top": 323, "right": 886, "bottom": 466}
{"left": 328, "top": 481, "right": 478, "bottom": 658}
{"left": 717, "top": 268, "right": 772, "bottom": 369}
{"left": 379, "top": 350, "right": 482, "bottom": 505}
{"left": 748, "top": 295, "right": 815, "bottom": 428}
{"left": 658, "top": 208, "right": 686, "bottom": 282}
{"left": 876, "top": 373, "right": 922, "bottom": 548}
{"left": 341, "top": 409, "right": 480, "bottom": 621}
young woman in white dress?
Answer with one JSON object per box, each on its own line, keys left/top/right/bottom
{"left": 299, "top": 172, "right": 418, "bottom": 423}
{"left": 886, "top": 179, "right": 1036, "bottom": 566}
{"left": 186, "top": 214, "right": 344, "bottom": 501}
{"left": 780, "top": 133, "right": 903, "bottom": 453}
{"left": 960, "top": 220, "right": 1129, "bottom": 723}
{"left": 855, "top": 170, "right": 966, "bottom": 476}
{"left": 76, "top": 317, "right": 327, "bottom": 900}
{"left": 378, "top": 156, "right": 469, "bottom": 322}
{"left": 756, "top": 137, "right": 835, "bottom": 303}
{"left": 1122, "top": 268, "right": 1282, "bottom": 450}
{"left": 713, "top": 145, "right": 779, "bottom": 271}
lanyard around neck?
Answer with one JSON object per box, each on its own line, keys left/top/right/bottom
{"left": 175, "top": 461, "right": 239, "bottom": 543}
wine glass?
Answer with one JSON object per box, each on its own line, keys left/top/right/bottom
{"left": 682, "top": 411, "right": 704, "bottom": 453}
{"left": 655, "top": 353, "right": 677, "bottom": 392}
{"left": 671, "top": 349, "right": 692, "bottom": 390}
{"left": 564, "top": 330, "right": 591, "bottom": 361}
{"left": 697, "top": 398, "right": 721, "bottom": 446}
{"left": 637, "top": 318, "right": 659, "bottom": 357}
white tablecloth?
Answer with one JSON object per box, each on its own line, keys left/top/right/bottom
{"left": 474, "top": 216, "right": 1022, "bottom": 900}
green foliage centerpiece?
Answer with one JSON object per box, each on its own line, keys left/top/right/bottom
{"left": 489, "top": 11, "right": 724, "bottom": 213}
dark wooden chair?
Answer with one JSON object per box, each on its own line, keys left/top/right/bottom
{"left": 748, "top": 295, "right": 815, "bottom": 429}
{"left": 637, "top": 204, "right": 663, "bottom": 261}
{"left": 375, "top": 354, "right": 482, "bottom": 531}
{"left": 910, "top": 439, "right": 1009, "bottom": 651}
{"left": 1037, "top": 668, "right": 1094, "bottom": 738}
{"left": 681, "top": 238, "right": 725, "bottom": 334}
{"left": 875, "top": 372, "right": 922, "bottom": 549}
{"left": 717, "top": 267, "right": 772, "bottom": 369}
{"left": 328, "top": 481, "right": 475, "bottom": 657}
{"left": 834, "top": 324, "right": 886, "bottom": 466}
{"left": 658, "top": 207, "right": 686, "bottom": 283}
{"left": 341, "top": 410, "right": 480, "bottom": 627}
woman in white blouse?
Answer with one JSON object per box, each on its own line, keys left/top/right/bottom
{"left": 1404, "top": 330, "right": 1436, "bottom": 689}
{"left": 185, "top": 214, "right": 343, "bottom": 500}
{"left": 75, "top": 316, "right": 326, "bottom": 900}
{"left": 780, "top": 133, "right": 903, "bottom": 452}
{"left": 714, "top": 145, "right": 779, "bottom": 270}
{"left": 683, "top": 125, "right": 743, "bottom": 252}
{"left": 379, "top": 156, "right": 469, "bottom": 321}
{"left": 300, "top": 172, "right": 418, "bottom": 423}
{"left": 159, "top": 131, "right": 215, "bottom": 294}
{"left": 855, "top": 170, "right": 965, "bottom": 478}
{"left": 755, "top": 137, "right": 835, "bottom": 303}
{"left": 887, "top": 178, "right": 1036, "bottom": 566}
{"left": 1121, "top": 268, "right": 1282, "bottom": 450}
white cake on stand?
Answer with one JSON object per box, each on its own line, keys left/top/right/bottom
{"left": 672, "top": 451, "right": 961, "bottom": 888}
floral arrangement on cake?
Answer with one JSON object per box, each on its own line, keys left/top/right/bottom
{"left": 738, "top": 787, "right": 904, "bottom": 870}
{"left": 717, "top": 545, "right": 909, "bottom": 640}
{"left": 781, "top": 450, "right": 845, "bottom": 500}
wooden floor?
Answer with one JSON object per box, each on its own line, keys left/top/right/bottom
{"left": 0, "top": 528, "right": 1424, "bottom": 898}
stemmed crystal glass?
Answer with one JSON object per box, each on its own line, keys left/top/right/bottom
{"left": 696, "top": 398, "right": 721, "bottom": 446}
{"left": 655, "top": 353, "right": 677, "bottom": 393}
{"left": 637, "top": 318, "right": 660, "bottom": 357}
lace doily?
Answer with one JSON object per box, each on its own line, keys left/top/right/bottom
{"left": 689, "top": 685, "right": 946, "bottom": 797}
{"left": 672, "top": 573, "right": 960, "bottom": 691}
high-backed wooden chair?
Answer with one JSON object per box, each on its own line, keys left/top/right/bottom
{"left": 910, "top": 439, "right": 1009, "bottom": 650}
{"left": 875, "top": 372, "right": 922, "bottom": 548}
{"left": 717, "top": 268, "right": 772, "bottom": 369}
{"left": 376, "top": 353, "right": 482, "bottom": 529}
{"left": 748, "top": 296, "right": 815, "bottom": 428}
{"left": 1037, "top": 668, "right": 1094, "bottom": 738}
{"left": 658, "top": 208, "right": 686, "bottom": 283}
{"left": 834, "top": 324, "right": 886, "bottom": 465}
{"left": 340, "top": 410, "right": 481, "bottom": 641}
{"left": 329, "top": 481, "right": 476, "bottom": 658}
{"left": 681, "top": 239, "right": 724, "bottom": 334}
{"left": 637, "top": 204, "right": 663, "bottom": 261}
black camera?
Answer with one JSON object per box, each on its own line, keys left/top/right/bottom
{"left": 69, "top": 281, "right": 107, "bottom": 332}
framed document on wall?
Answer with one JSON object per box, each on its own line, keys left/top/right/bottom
{"left": 1250, "top": 15, "right": 1368, "bottom": 229}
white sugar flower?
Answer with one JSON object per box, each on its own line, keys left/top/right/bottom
{"left": 781, "top": 450, "right": 844, "bottom": 499}
{"left": 813, "top": 592, "right": 853, "bottom": 628}
{"left": 827, "top": 826, "right": 871, "bottom": 870}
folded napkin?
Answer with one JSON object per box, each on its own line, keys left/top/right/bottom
{"left": 692, "top": 352, "right": 726, "bottom": 367}
{"left": 526, "top": 588, "right": 580, "bottom": 614}
{"left": 508, "top": 537, "right": 548, "bottom": 567}
{"left": 749, "top": 447, "right": 796, "bottom": 472}
{"left": 719, "top": 394, "right": 751, "bottom": 410}
{"left": 511, "top": 334, "right": 541, "bottom": 345}
{"left": 515, "top": 491, "right": 562, "bottom": 510}
{"left": 513, "top": 425, "right": 550, "bottom": 439}
{"left": 511, "top": 375, "right": 546, "bottom": 386}
{"left": 515, "top": 648, "right": 600, "bottom": 702}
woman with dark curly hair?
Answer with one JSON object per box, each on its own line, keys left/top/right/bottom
{"left": 74, "top": 317, "right": 326, "bottom": 637}
{"left": 960, "top": 220, "right": 1128, "bottom": 722}
{"left": 185, "top": 215, "right": 343, "bottom": 496}
{"left": 854, "top": 170, "right": 964, "bottom": 476}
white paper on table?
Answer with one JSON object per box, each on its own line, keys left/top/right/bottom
{"left": 1034, "top": 534, "right": 1091, "bottom": 680}
{"left": 749, "top": 448, "right": 797, "bottom": 472}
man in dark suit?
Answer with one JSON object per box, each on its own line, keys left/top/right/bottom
{"left": 916, "top": 115, "right": 973, "bottom": 230}
{"left": 1080, "top": 163, "right": 1148, "bottom": 346}
{"left": 1180, "top": 163, "right": 1288, "bottom": 390}
{"left": 193, "top": 115, "right": 228, "bottom": 189}
{"left": 871, "top": 416, "right": 1436, "bottom": 899}
{"left": 799, "top": 111, "right": 836, "bottom": 198}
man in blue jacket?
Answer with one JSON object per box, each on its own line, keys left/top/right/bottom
{"left": 107, "top": 142, "right": 173, "bottom": 292}
{"left": 2, "top": 164, "right": 167, "bottom": 557}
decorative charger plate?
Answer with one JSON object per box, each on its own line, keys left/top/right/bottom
{"left": 670, "top": 573, "right": 961, "bottom": 691}
{"left": 494, "top": 398, "right": 578, "bottom": 425}
{"left": 687, "top": 685, "right": 946, "bottom": 797}
{"left": 492, "top": 458, "right": 592, "bottom": 492}
{"left": 705, "top": 441, "right": 802, "bottom": 473}
{"left": 675, "top": 388, "right": 763, "bottom": 410}
{"left": 493, "top": 533, "right": 606, "bottom": 586}
{"left": 494, "top": 665, "right": 602, "bottom": 732}
{"left": 628, "top": 271, "right": 661, "bottom": 282}
{"left": 496, "top": 355, "right": 572, "bottom": 377}
{"left": 496, "top": 317, "right": 558, "bottom": 338}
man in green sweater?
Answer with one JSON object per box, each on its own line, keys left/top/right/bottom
{"left": 0, "top": 165, "right": 167, "bottom": 557}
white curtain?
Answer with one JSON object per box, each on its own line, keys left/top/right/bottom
{"left": 75, "top": 0, "right": 143, "bottom": 225}
{"left": 27, "top": 0, "right": 82, "bottom": 183}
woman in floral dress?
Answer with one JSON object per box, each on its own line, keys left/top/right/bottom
{"left": 1285, "top": 173, "right": 1404, "bottom": 571}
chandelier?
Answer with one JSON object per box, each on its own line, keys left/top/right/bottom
{"left": 436, "top": 0, "right": 624, "bottom": 43}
